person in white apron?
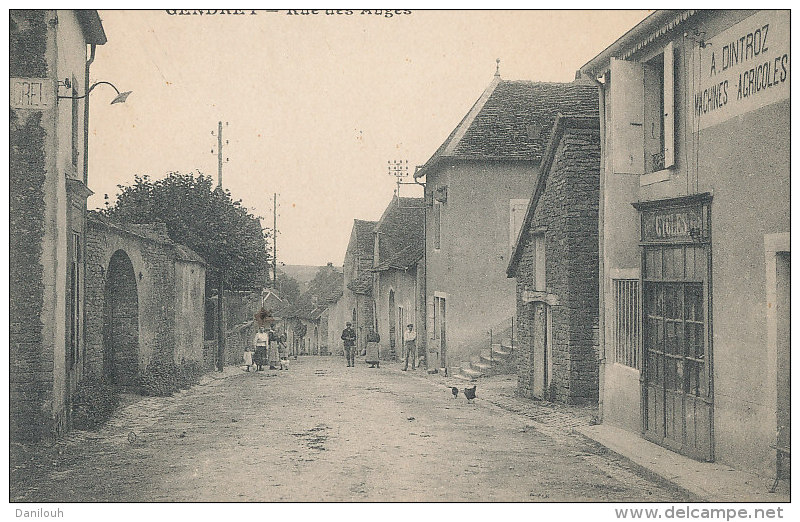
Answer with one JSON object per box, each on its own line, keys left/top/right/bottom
{"left": 254, "top": 326, "right": 269, "bottom": 371}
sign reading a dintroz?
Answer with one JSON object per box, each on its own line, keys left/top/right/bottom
{"left": 695, "top": 10, "right": 789, "bottom": 130}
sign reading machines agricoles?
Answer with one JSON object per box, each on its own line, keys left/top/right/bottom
{"left": 695, "top": 10, "right": 789, "bottom": 130}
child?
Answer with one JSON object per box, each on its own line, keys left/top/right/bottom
{"left": 243, "top": 345, "right": 253, "bottom": 372}
{"left": 279, "top": 334, "right": 289, "bottom": 370}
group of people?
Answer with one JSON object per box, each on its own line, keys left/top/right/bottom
{"left": 244, "top": 320, "right": 420, "bottom": 371}
{"left": 245, "top": 324, "right": 288, "bottom": 371}
{"left": 341, "top": 321, "right": 418, "bottom": 370}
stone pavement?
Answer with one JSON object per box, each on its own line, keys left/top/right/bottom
{"left": 578, "top": 424, "right": 790, "bottom": 503}
{"left": 406, "top": 367, "right": 790, "bottom": 503}
{"left": 11, "top": 357, "right": 694, "bottom": 502}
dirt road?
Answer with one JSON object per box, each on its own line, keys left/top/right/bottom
{"left": 11, "top": 357, "right": 696, "bottom": 502}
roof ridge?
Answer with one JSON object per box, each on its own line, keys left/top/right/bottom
{"left": 414, "top": 75, "right": 501, "bottom": 178}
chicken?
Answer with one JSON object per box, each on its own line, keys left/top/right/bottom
{"left": 463, "top": 385, "right": 477, "bottom": 403}
{"left": 451, "top": 386, "right": 459, "bottom": 399}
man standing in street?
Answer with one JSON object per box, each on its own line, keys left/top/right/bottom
{"left": 402, "top": 323, "right": 417, "bottom": 371}
{"left": 341, "top": 321, "right": 357, "bottom": 367}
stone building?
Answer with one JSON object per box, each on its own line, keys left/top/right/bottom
{"left": 507, "top": 116, "right": 601, "bottom": 404}
{"left": 326, "top": 290, "right": 349, "bottom": 356}
{"left": 84, "top": 214, "right": 206, "bottom": 386}
{"left": 413, "top": 70, "right": 598, "bottom": 371}
{"left": 580, "top": 10, "right": 789, "bottom": 477}
{"left": 10, "top": 10, "right": 107, "bottom": 441}
{"left": 370, "top": 196, "right": 426, "bottom": 362}
{"left": 342, "top": 219, "right": 378, "bottom": 355}
{"left": 286, "top": 305, "right": 326, "bottom": 356}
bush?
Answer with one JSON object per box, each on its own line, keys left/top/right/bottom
{"left": 71, "top": 377, "right": 119, "bottom": 430}
{"left": 136, "top": 361, "right": 178, "bottom": 396}
{"left": 136, "top": 359, "right": 206, "bottom": 396}
{"left": 177, "top": 360, "right": 205, "bottom": 389}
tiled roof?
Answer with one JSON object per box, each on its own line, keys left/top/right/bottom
{"left": 374, "top": 197, "right": 425, "bottom": 265}
{"left": 346, "top": 272, "right": 372, "bottom": 295}
{"left": 507, "top": 115, "right": 601, "bottom": 276}
{"left": 373, "top": 243, "right": 424, "bottom": 272}
{"left": 353, "top": 219, "right": 378, "bottom": 258}
{"left": 416, "top": 78, "right": 599, "bottom": 176}
{"left": 286, "top": 304, "right": 327, "bottom": 321}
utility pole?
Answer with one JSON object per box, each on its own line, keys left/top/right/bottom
{"left": 216, "top": 121, "right": 224, "bottom": 188}
{"left": 211, "top": 121, "right": 229, "bottom": 371}
{"left": 388, "top": 160, "right": 409, "bottom": 199}
{"left": 273, "top": 192, "right": 278, "bottom": 288}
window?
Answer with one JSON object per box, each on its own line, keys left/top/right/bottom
{"left": 510, "top": 199, "right": 528, "bottom": 253}
{"left": 609, "top": 41, "right": 674, "bottom": 176}
{"left": 643, "top": 42, "right": 674, "bottom": 173}
{"left": 433, "top": 296, "right": 445, "bottom": 340}
{"left": 433, "top": 201, "right": 442, "bottom": 250}
{"left": 69, "top": 232, "right": 82, "bottom": 367}
{"left": 71, "top": 76, "right": 79, "bottom": 168}
{"left": 643, "top": 244, "right": 708, "bottom": 397}
{"left": 534, "top": 233, "right": 546, "bottom": 291}
{"left": 613, "top": 279, "right": 640, "bottom": 368}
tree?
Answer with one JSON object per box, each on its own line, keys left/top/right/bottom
{"left": 294, "top": 262, "right": 343, "bottom": 309}
{"left": 274, "top": 271, "right": 301, "bottom": 306}
{"left": 102, "top": 172, "right": 269, "bottom": 293}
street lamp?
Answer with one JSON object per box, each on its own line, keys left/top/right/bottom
{"left": 57, "top": 79, "right": 132, "bottom": 104}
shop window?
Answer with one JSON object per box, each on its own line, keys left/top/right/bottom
{"left": 613, "top": 279, "right": 640, "bottom": 369}
{"left": 643, "top": 244, "right": 708, "bottom": 397}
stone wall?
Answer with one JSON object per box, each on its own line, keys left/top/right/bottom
{"left": 9, "top": 10, "right": 49, "bottom": 441}
{"left": 174, "top": 260, "right": 206, "bottom": 365}
{"left": 85, "top": 217, "right": 207, "bottom": 383}
{"left": 515, "top": 125, "right": 600, "bottom": 404}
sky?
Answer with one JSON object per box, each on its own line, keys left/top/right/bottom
{"left": 88, "top": 9, "right": 650, "bottom": 266}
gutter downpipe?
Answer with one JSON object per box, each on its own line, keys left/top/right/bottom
{"left": 83, "top": 43, "right": 95, "bottom": 185}
{"left": 414, "top": 169, "right": 427, "bottom": 369}
{"left": 592, "top": 72, "right": 607, "bottom": 423}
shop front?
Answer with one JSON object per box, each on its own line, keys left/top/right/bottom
{"left": 635, "top": 194, "right": 713, "bottom": 461}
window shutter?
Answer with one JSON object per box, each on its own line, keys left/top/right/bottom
{"left": 509, "top": 199, "right": 528, "bottom": 253}
{"left": 609, "top": 58, "right": 644, "bottom": 174}
{"left": 663, "top": 41, "right": 675, "bottom": 168}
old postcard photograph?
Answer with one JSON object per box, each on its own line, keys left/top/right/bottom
{"left": 7, "top": 8, "right": 791, "bottom": 512}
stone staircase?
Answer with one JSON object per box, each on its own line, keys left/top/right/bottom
{"left": 452, "top": 337, "right": 517, "bottom": 381}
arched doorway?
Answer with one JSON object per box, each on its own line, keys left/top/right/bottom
{"left": 102, "top": 250, "right": 139, "bottom": 388}
{"left": 388, "top": 290, "right": 396, "bottom": 359}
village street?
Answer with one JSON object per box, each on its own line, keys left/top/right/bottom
{"left": 11, "top": 357, "right": 695, "bottom": 502}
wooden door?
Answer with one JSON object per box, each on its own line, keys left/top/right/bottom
{"left": 642, "top": 244, "right": 713, "bottom": 461}
{"left": 439, "top": 297, "right": 447, "bottom": 368}
{"left": 531, "top": 302, "right": 549, "bottom": 399}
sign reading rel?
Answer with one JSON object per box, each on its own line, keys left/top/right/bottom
{"left": 10, "top": 78, "right": 50, "bottom": 110}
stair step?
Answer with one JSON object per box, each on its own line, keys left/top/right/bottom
{"left": 461, "top": 367, "right": 483, "bottom": 378}
{"left": 480, "top": 354, "right": 505, "bottom": 365}
{"left": 471, "top": 361, "right": 491, "bottom": 372}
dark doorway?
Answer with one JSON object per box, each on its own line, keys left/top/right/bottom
{"left": 103, "top": 250, "right": 140, "bottom": 388}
